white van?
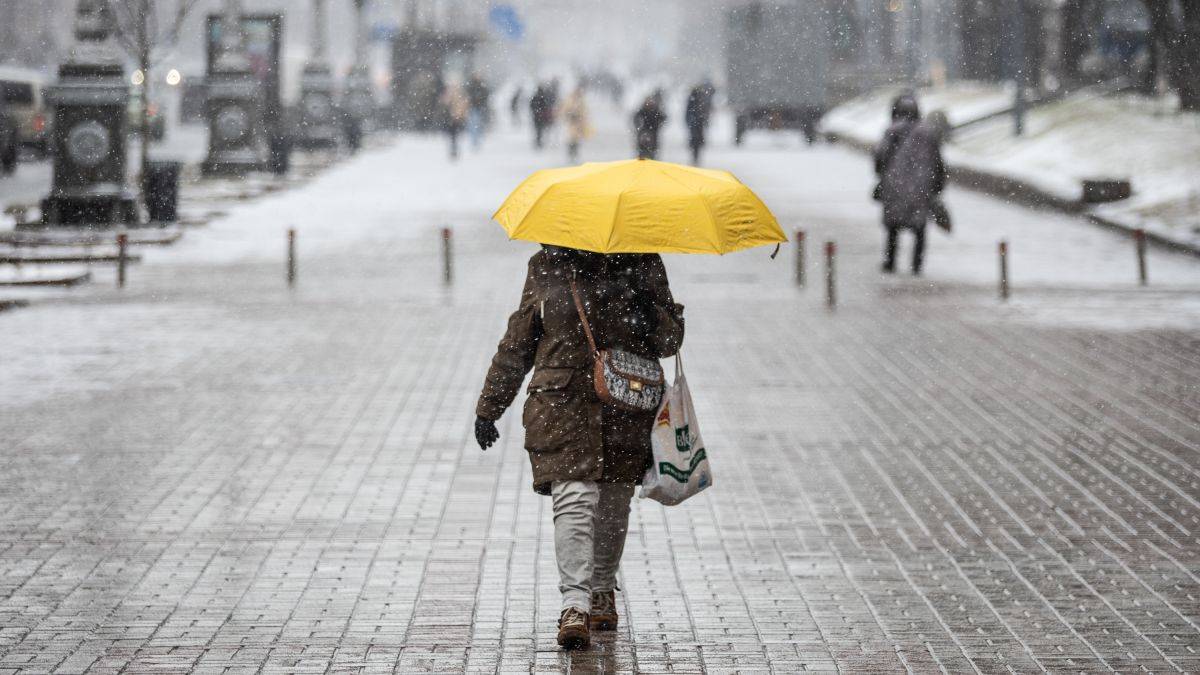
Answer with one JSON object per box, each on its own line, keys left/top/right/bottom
{"left": 0, "top": 66, "right": 50, "bottom": 155}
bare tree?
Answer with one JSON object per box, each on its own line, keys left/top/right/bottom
{"left": 102, "top": 0, "right": 203, "bottom": 177}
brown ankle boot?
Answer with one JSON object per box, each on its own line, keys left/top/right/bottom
{"left": 589, "top": 590, "right": 618, "bottom": 631}
{"left": 557, "top": 607, "right": 590, "bottom": 649}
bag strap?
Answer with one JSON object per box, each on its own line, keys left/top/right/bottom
{"left": 568, "top": 277, "right": 600, "bottom": 356}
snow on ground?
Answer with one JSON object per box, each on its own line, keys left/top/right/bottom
{"left": 0, "top": 264, "right": 90, "bottom": 285}
{"left": 820, "top": 81, "right": 1016, "bottom": 144}
{"left": 821, "top": 83, "right": 1200, "bottom": 252}
{"left": 155, "top": 131, "right": 545, "bottom": 267}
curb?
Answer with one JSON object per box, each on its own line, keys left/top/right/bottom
{"left": 822, "top": 131, "right": 1200, "bottom": 257}
{"left": 0, "top": 299, "right": 30, "bottom": 313}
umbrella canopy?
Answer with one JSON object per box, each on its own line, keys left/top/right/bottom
{"left": 493, "top": 159, "right": 787, "bottom": 254}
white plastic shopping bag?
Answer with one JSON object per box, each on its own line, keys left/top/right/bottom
{"left": 641, "top": 356, "right": 712, "bottom": 506}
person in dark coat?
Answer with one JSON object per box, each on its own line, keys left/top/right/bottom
{"left": 465, "top": 74, "right": 491, "bottom": 150}
{"left": 874, "top": 94, "right": 919, "bottom": 273}
{"left": 876, "top": 105, "right": 949, "bottom": 275}
{"left": 633, "top": 95, "right": 668, "bottom": 159}
{"left": 510, "top": 85, "right": 523, "bottom": 127}
{"left": 685, "top": 81, "right": 714, "bottom": 165}
{"left": 474, "top": 245, "right": 684, "bottom": 649}
{"left": 530, "top": 85, "right": 554, "bottom": 149}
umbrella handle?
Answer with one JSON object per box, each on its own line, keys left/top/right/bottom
{"left": 769, "top": 243, "right": 781, "bottom": 260}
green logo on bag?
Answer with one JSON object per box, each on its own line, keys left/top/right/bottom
{"left": 659, "top": 449, "right": 707, "bottom": 483}
{"left": 675, "top": 424, "right": 693, "bottom": 453}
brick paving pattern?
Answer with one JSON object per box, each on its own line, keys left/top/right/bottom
{"left": 1, "top": 135, "right": 1198, "bottom": 673}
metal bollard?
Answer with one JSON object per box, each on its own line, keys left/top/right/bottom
{"left": 824, "top": 240, "right": 836, "bottom": 310}
{"left": 116, "top": 232, "right": 128, "bottom": 289}
{"left": 287, "top": 228, "right": 296, "bottom": 287}
{"left": 442, "top": 226, "right": 453, "bottom": 285}
{"left": 1134, "top": 228, "right": 1148, "bottom": 286}
{"left": 795, "top": 229, "right": 806, "bottom": 287}
{"left": 998, "top": 240, "right": 1009, "bottom": 301}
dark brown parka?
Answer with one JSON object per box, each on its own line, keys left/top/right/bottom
{"left": 477, "top": 247, "right": 685, "bottom": 495}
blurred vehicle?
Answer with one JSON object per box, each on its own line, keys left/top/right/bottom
{"left": 0, "top": 66, "right": 50, "bottom": 156}
{"left": 0, "top": 99, "right": 17, "bottom": 175}
{"left": 390, "top": 28, "right": 481, "bottom": 131}
{"left": 128, "top": 90, "right": 166, "bottom": 141}
{"left": 178, "top": 77, "right": 207, "bottom": 125}
{"left": 726, "top": 2, "right": 831, "bottom": 145}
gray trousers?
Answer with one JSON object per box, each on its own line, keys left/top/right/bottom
{"left": 551, "top": 480, "right": 636, "bottom": 613}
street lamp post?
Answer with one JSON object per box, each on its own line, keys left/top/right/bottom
{"left": 41, "top": 0, "right": 137, "bottom": 228}
{"left": 343, "top": 0, "right": 377, "bottom": 152}
{"left": 296, "top": 0, "right": 340, "bottom": 150}
{"left": 201, "top": 0, "right": 270, "bottom": 176}
{"left": 1011, "top": 0, "right": 1028, "bottom": 137}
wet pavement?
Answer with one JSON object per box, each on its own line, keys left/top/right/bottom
{"left": 1, "top": 117, "right": 1199, "bottom": 673}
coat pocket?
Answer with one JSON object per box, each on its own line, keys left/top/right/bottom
{"left": 523, "top": 367, "right": 585, "bottom": 453}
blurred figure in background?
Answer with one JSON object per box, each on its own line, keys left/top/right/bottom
{"left": 633, "top": 95, "right": 667, "bottom": 159}
{"left": 875, "top": 96, "right": 949, "bottom": 276}
{"left": 685, "top": 81, "right": 715, "bottom": 165}
{"left": 440, "top": 82, "right": 470, "bottom": 160}
{"left": 466, "top": 74, "right": 491, "bottom": 151}
{"left": 561, "top": 86, "right": 591, "bottom": 163}
{"left": 530, "top": 84, "right": 554, "bottom": 149}
{"left": 510, "top": 85, "right": 523, "bottom": 127}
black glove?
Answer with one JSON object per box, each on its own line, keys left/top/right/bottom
{"left": 475, "top": 416, "right": 499, "bottom": 450}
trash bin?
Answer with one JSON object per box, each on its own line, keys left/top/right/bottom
{"left": 269, "top": 134, "right": 292, "bottom": 176}
{"left": 143, "top": 161, "right": 181, "bottom": 223}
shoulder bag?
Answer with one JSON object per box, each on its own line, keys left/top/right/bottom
{"left": 569, "top": 278, "right": 665, "bottom": 412}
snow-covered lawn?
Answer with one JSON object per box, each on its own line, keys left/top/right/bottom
{"left": 821, "top": 81, "right": 1016, "bottom": 144}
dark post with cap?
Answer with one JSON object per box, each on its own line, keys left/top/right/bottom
{"left": 825, "top": 240, "right": 836, "bottom": 310}
{"left": 795, "top": 229, "right": 806, "bottom": 287}
{"left": 1134, "top": 228, "right": 1148, "bottom": 286}
{"left": 998, "top": 240, "right": 1009, "bottom": 300}
{"left": 116, "top": 232, "right": 128, "bottom": 288}
{"left": 287, "top": 228, "right": 296, "bottom": 286}
{"left": 442, "top": 226, "right": 453, "bottom": 285}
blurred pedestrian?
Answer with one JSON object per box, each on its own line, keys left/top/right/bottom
{"left": 633, "top": 95, "right": 667, "bottom": 159}
{"left": 440, "top": 83, "right": 469, "bottom": 160}
{"left": 561, "top": 87, "right": 591, "bottom": 163}
{"left": 474, "top": 245, "right": 685, "bottom": 650}
{"left": 530, "top": 84, "right": 554, "bottom": 149}
{"left": 466, "top": 74, "right": 491, "bottom": 151}
{"left": 875, "top": 100, "right": 949, "bottom": 276}
{"left": 510, "top": 85, "right": 523, "bottom": 127}
{"left": 685, "top": 81, "right": 715, "bottom": 165}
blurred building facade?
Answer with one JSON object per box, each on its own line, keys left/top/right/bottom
{"left": 0, "top": 0, "right": 73, "bottom": 71}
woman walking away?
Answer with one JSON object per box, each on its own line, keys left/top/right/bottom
{"left": 561, "top": 87, "right": 590, "bottom": 163}
{"left": 685, "top": 81, "right": 714, "bottom": 165}
{"left": 877, "top": 104, "right": 949, "bottom": 276}
{"left": 633, "top": 95, "right": 667, "bottom": 159}
{"left": 873, "top": 93, "right": 919, "bottom": 273}
{"left": 474, "top": 245, "right": 685, "bottom": 650}
{"left": 529, "top": 84, "right": 554, "bottom": 149}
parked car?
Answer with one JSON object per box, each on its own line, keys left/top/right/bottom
{"left": 726, "top": 3, "right": 831, "bottom": 144}
{"left": 0, "top": 66, "right": 50, "bottom": 156}
{"left": 128, "top": 91, "right": 166, "bottom": 141}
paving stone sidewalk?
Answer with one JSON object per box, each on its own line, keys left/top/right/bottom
{"left": 0, "top": 132, "right": 1198, "bottom": 673}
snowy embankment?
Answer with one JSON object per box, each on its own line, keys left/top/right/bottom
{"left": 821, "top": 83, "right": 1200, "bottom": 254}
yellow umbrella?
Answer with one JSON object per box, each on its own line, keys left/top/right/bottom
{"left": 493, "top": 159, "right": 786, "bottom": 254}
